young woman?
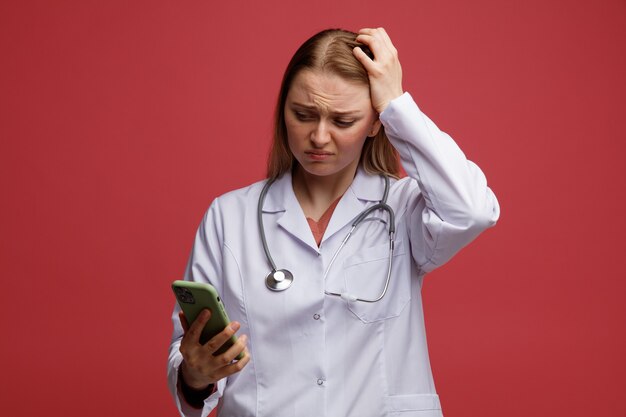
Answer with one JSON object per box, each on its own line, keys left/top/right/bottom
{"left": 168, "top": 27, "right": 499, "bottom": 417}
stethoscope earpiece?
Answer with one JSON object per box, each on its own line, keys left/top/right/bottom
{"left": 265, "top": 269, "right": 294, "bottom": 291}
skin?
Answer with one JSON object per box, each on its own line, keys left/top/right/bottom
{"left": 177, "top": 26, "right": 403, "bottom": 396}
{"left": 286, "top": 70, "right": 381, "bottom": 219}
{"left": 178, "top": 309, "right": 250, "bottom": 390}
{"left": 288, "top": 27, "right": 404, "bottom": 219}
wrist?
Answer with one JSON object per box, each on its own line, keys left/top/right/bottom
{"left": 180, "top": 361, "right": 214, "bottom": 391}
{"left": 375, "top": 90, "right": 404, "bottom": 114}
{"left": 178, "top": 365, "right": 215, "bottom": 409}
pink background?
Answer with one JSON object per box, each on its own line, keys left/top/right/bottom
{"left": 1, "top": 1, "right": 625, "bottom": 416}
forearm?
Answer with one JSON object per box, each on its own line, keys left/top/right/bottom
{"left": 381, "top": 92, "right": 500, "bottom": 270}
{"left": 382, "top": 93, "right": 498, "bottom": 224}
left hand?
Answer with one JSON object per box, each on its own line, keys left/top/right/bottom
{"left": 353, "top": 27, "right": 404, "bottom": 114}
{"left": 178, "top": 309, "right": 250, "bottom": 390}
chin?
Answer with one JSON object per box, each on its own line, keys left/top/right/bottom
{"left": 303, "top": 163, "right": 354, "bottom": 180}
{"left": 303, "top": 167, "right": 334, "bottom": 177}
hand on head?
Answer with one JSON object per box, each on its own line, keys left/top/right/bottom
{"left": 353, "top": 27, "right": 404, "bottom": 114}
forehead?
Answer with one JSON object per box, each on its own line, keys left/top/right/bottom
{"left": 286, "top": 70, "right": 371, "bottom": 112}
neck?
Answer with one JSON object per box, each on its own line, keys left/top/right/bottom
{"left": 292, "top": 164, "right": 358, "bottom": 221}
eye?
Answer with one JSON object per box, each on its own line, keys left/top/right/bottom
{"left": 334, "top": 119, "right": 356, "bottom": 128}
{"left": 294, "top": 111, "right": 315, "bottom": 121}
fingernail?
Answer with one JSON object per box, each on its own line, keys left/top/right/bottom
{"left": 230, "top": 321, "right": 240, "bottom": 331}
{"left": 201, "top": 309, "right": 210, "bottom": 319}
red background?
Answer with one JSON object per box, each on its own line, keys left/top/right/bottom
{"left": 1, "top": 1, "right": 625, "bottom": 416}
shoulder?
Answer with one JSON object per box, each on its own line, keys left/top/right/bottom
{"left": 386, "top": 174, "right": 423, "bottom": 218}
{"left": 389, "top": 174, "right": 420, "bottom": 196}
{"left": 199, "top": 179, "right": 268, "bottom": 230}
{"left": 212, "top": 179, "right": 267, "bottom": 211}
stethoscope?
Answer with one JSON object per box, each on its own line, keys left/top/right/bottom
{"left": 258, "top": 174, "right": 396, "bottom": 303}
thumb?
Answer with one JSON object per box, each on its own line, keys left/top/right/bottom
{"left": 179, "top": 311, "right": 190, "bottom": 333}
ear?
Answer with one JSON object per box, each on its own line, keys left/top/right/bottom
{"left": 369, "top": 118, "right": 382, "bottom": 137}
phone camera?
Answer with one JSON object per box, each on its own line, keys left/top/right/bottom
{"left": 175, "top": 287, "right": 195, "bottom": 304}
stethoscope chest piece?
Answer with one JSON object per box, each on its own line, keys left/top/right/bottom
{"left": 258, "top": 174, "right": 394, "bottom": 299}
{"left": 265, "top": 269, "right": 294, "bottom": 291}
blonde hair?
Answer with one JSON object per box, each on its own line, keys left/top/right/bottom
{"left": 267, "top": 28, "right": 400, "bottom": 180}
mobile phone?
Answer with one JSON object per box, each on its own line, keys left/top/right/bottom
{"left": 172, "top": 280, "right": 243, "bottom": 359}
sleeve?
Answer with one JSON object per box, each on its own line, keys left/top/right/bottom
{"left": 166, "top": 198, "right": 227, "bottom": 417}
{"left": 379, "top": 92, "right": 500, "bottom": 273}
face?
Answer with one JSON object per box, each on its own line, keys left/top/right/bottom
{"left": 284, "top": 70, "right": 381, "bottom": 181}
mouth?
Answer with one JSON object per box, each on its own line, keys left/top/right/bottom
{"left": 305, "top": 151, "right": 333, "bottom": 161}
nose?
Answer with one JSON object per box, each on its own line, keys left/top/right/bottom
{"left": 310, "top": 121, "right": 331, "bottom": 148}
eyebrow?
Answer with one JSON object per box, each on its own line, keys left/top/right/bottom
{"left": 290, "top": 102, "right": 363, "bottom": 117}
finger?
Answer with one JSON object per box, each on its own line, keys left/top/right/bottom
{"left": 356, "top": 36, "right": 389, "bottom": 63}
{"left": 356, "top": 32, "right": 395, "bottom": 58}
{"left": 375, "top": 27, "right": 391, "bottom": 41}
{"left": 214, "top": 334, "right": 248, "bottom": 366}
{"left": 355, "top": 33, "right": 375, "bottom": 47}
{"left": 358, "top": 27, "right": 390, "bottom": 39}
{"left": 211, "top": 348, "right": 251, "bottom": 381}
{"left": 357, "top": 28, "right": 386, "bottom": 45}
{"left": 204, "top": 321, "right": 241, "bottom": 354}
{"left": 179, "top": 311, "right": 190, "bottom": 333}
{"left": 353, "top": 46, "right": 375, "bottom": 70}
{"left": 186, "top": 309, "right": 212, "bottom": 343}
{"left": 357, "top": 27, "right": 377, "bottom": 36}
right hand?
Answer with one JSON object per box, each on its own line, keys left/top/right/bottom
{"left": 353, "top": 27, "right": 404, "bottom": 114}
{"left": 178, "top": 309, "right": 250, "bottom": 390}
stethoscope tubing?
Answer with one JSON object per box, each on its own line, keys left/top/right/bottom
{"left": 259, "top": 174, "right": 396, "bottom": 302}
{"left": 258, "top": 177, "right": 279, "bottom": 273}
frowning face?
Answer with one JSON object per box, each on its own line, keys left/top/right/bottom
{"left": 284, "top": 69, "right": 381, "bottom": 182}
